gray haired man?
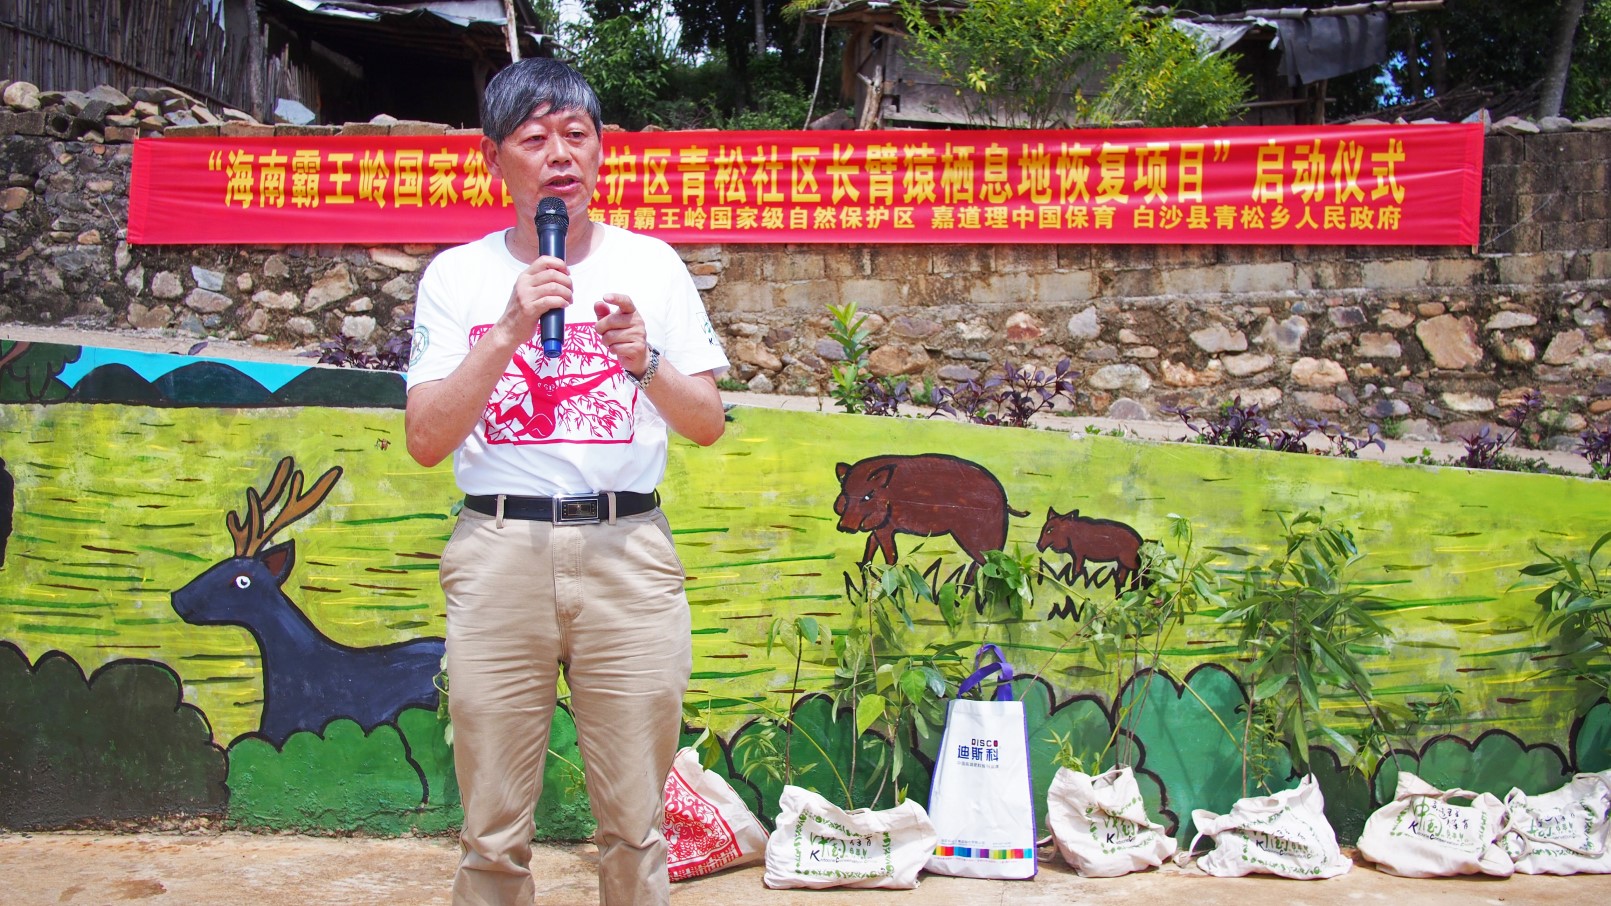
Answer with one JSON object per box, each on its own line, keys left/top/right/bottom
{"left": 405, "top": 58, "right": 728, "bottom": 905}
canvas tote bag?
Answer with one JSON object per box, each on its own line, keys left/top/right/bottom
{"left": 1500, "top": 771, "right": 1611, "bottom": 875}
{"left": 1183, "top": 775, "right": 1353, "bottom": 879}
{"left": 1047, "top": 765, "right": 1177, "bottom": 877}
{"left": 763, "top": 785, "right": 937, "bottom": 889}
{"left": 1357, "top": 771, "right": 1514, "bottom": 878}
{"left": 663, "top": 747, "right": 769, "bottom": 881}
{"left": 924, "top": 643, "right": 1038, "bottom": 880}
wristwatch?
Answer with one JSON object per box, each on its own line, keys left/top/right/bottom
{"left": 627, "top": 345, "right": 661, "bottom": 389}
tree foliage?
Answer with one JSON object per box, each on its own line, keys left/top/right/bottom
{"left": 562, "top": 0, "right": 839, "bottom": 129}
{"left": 671, "top": 0, "right": 824, "bottom": 116}
{"left": 565, "top": 4, "right": 681, "bottom": 129}
{"left": 898, "top": 0, "right": 1248, "bottom": 128}
{"left": 1095, "top": 15, "right": 1252, "bottom": 127}
{"left": 1372, "top": 0, "right": 1610, "bottom": 118}
{"left": 1218, "top": 511, "right": 1395, "bottom": 775}
{"left": 1568, "top": 0, "right": 1611, "bottom": 117}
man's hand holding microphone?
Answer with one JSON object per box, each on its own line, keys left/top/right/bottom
{"left": 498, "top": 196, "right": 651, "bottom": 377}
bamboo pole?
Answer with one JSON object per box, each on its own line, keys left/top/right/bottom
{"left": 503, "top": 0, "right": 521, "bottom": 62}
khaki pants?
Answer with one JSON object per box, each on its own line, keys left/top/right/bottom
{"left": 439, "top": 505, "right": 692, "bottom": 906}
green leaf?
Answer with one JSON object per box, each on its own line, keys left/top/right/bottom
{"left": 1319, "top": 725, "right": 1357, "bottom": 758}
{"left": 899, "top": 668, "right": 929, "bottom": 704}
{"left": 1298, "top": 667, "right": 1322, "bottom": 712}
{"left": 1290, "top": 708, "right": 1310, "bottom": 767}
{"left": 1590, "top": 530, "right": 1611, "bottom": 563}
{"left": 856, "top": 694, "right": 887, "bottom": 737}
{"left": 937, "top": 583, "right": 961, "bottom": 631}
{"left": 1252, "top": 674, "right": 1289, "bottom": 701}
{"left": 875, "top": 662, "right": 896, "bottom": 692}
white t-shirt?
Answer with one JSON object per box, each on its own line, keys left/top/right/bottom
{"left": 406, "top": 223, "right": 729, "bottom": 496}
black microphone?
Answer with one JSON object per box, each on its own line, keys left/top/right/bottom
{"left": 534, "top": 197, "right": 568, "bottom": 359}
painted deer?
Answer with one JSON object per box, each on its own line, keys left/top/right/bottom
{"left": 170, "top": 457, "right": 443, "bottom": 746}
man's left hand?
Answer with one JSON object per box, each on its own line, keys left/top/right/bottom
{"left": 594, "top": 293, "right": 651, "bottom": 378}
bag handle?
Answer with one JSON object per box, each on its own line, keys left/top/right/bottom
{"left": 958, "top": 643, "right": 1015, "bottom": 701}
{"left": 1175, "top": 832, "right": 1206, "bottom": 868}
{"left": 1412, "top": 786, "right": 1486, "bottom": 804}
{"left": 1509, "top": 822, "right": 1604, "bottom": 857}
{"left": 1504, "top": 774, "right": 1611, "bottom": 858}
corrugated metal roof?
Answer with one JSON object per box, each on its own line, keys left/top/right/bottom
{"left": 263, "top": 0, "right": 550, "bottom": 60}
{"left": 274, "top": 1, "right": 539, "bottom": 29}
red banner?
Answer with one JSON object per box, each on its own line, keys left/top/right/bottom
{"left": 128, "top": 125, "right": 1483, "bottom": 246}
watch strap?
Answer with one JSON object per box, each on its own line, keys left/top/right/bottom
{"left": 628, "top": 346, "right": 660, "bottom": 389}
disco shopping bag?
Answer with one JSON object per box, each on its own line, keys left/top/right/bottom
{"left": 924, "top": 644, "right": 1038, "bottom": 880}
{"left": 763, "top": 785, "right": 937, "bottom": 889}
{"left": 663, "top": 747, "right": 768, "bottom": 881}
{"left": 1047, "top": 765, "right": 1177, "bottom": 877}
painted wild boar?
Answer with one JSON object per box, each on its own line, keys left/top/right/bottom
{"left": 1036, "top": 508, "right": 1144, "bottom": 592}
{"left": 834, "top": 454, "right": 1025, "bottom": 577}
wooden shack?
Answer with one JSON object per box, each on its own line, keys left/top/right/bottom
{"left": 2, "top": 0, "right": 550, "bottom": 126}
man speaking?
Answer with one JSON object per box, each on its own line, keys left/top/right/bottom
{"left": 404, "top": 58, "right": 728, "bottom": 906}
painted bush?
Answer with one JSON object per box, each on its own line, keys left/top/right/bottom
{"left": 1021, "top": 680, "right": 1167, "bottom": 838}
{"left": 1576, "top": 702, "right": 1611, "bottom": 773}
{"left": 1119, "top": 666, "right": 1291, "bottom": 844}
{"left": 0, "top": 340, "right": 73, "bottom": 403}
{"left": 1309, "top": 747, "right": 1376, "bottom": 845}
{"left": 0, "top": 644, "right": 226, "bottom": 828}
{"left": 226, "top": 705, "right": 594, "bottom": 840}
{"left": 1373, "top": 730, "right": 1573, "bottom": 803}
{"left": 227, "top": 718, "right": 436, "bottom": 834}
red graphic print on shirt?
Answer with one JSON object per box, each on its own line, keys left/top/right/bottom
{"left": 470, "top": 324, "right": 636, "bottom": 445}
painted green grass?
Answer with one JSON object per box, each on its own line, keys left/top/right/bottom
{"left": 1, "top": 402, "right": 1606, "bottom": 747}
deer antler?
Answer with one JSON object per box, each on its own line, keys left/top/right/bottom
{"left": 227, "top": 457, "right": 343, "bottom": 557}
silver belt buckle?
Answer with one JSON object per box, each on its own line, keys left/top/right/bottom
{"left": 552, "top": 494, "right": 601, "bottom": 524}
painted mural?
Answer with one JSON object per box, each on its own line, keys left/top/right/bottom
{"left": 2, "top": 338, "right": 1609, "bottom": 846}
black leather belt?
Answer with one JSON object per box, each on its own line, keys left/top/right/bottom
{"left": 463, "top": 491, "right": 659, "bottom": 524}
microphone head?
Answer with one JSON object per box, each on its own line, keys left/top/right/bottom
{"left": 535, "top": 196, "right": 569, "bottom": 230}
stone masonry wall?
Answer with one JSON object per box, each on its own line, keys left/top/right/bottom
{"left": 2, "top": 78, "right": 1609, "bottom": 444}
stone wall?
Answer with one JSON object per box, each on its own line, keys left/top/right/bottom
{"left": 3, "top": 78, "right": 1609, "bottom": 443}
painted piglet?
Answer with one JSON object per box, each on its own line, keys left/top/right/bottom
{"left": 1036, "top": 507, "right": 1144, "bottom": 593}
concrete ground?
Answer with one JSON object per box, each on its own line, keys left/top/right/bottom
{"left": 4, "top": 833, "right": 1611, "bottom": 906}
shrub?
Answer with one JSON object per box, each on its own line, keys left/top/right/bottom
{"left": 1166, "top": 398, "right": 1384, "bottom": 457}
{"left": 1578, "top": 420, "right": 1611, "bottom": 479}
{"left": 317, "top": 318, "right": 411, "bottom": 371}
{"left": 932, "top": 359, "right": 1079, "bottom": 428}
{"left": 225, "top": 705, "right": 593, "bottom": 838}
{"left": 1521, "top": 530, "right": 1611, "bottom": 692}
